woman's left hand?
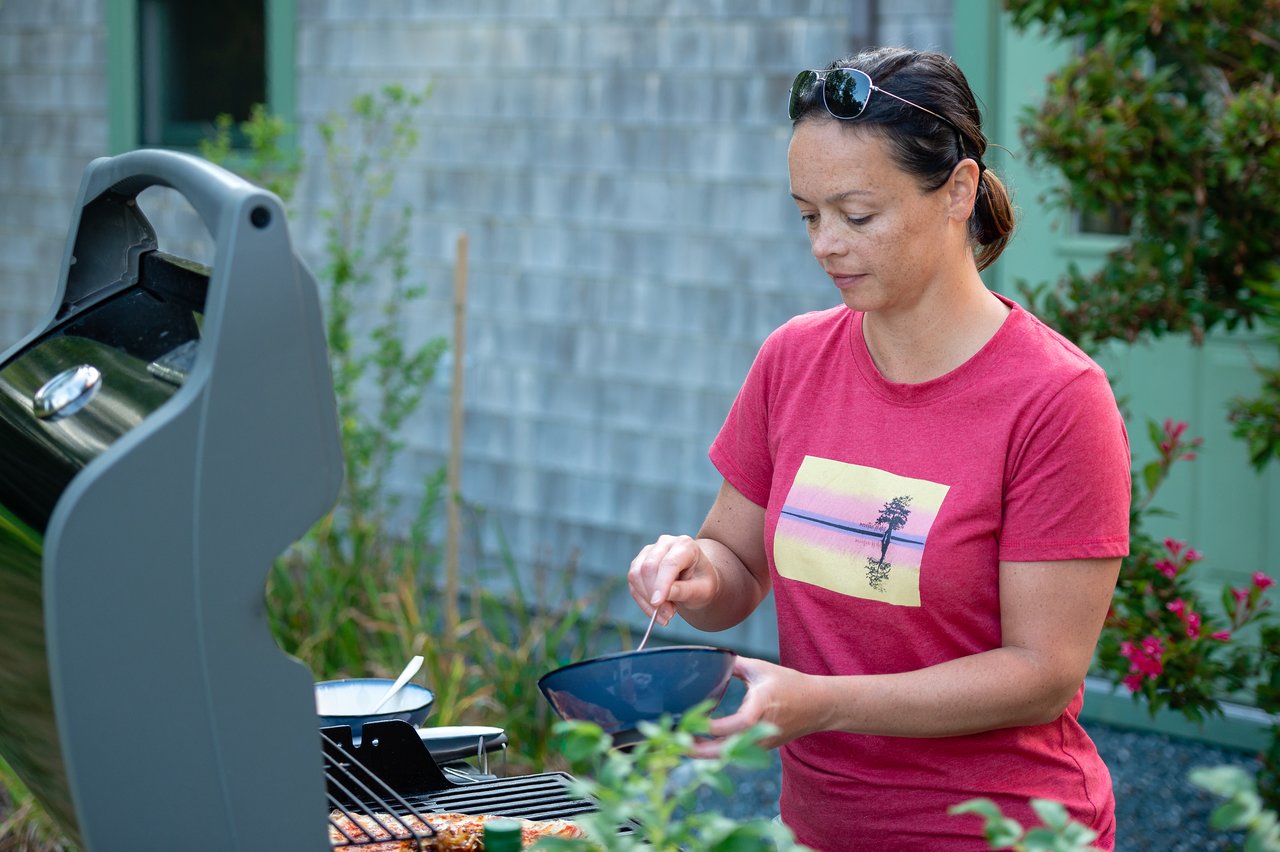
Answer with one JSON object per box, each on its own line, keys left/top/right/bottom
{"left": 690, "top": 655, "right": 829, "bottom": 759}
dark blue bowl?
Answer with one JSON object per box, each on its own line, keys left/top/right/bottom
{"left": 538, "top": 646, "right": 736, "bottom": 744}
{"left": 314, "top": 679, "right": 435, "bottom": 737}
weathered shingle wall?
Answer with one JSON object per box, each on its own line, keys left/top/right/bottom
{"left": 0, "top": 0, "right": 955, "bottom": 655}
{"left": 0, "top": 0, "right": 107, "bottom": 347}
{"left": 291, "top": 2, "right": 874, "bottom": 653}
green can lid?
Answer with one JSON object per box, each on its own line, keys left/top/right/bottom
{"left": 483, "top": 817, "right": 523, "bottom": 848}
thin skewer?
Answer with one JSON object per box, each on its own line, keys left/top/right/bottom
{"left": 636, "top": 608, "right": 660, "bottom": 652}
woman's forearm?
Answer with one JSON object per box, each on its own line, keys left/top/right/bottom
{"left": 813, "top": 646, "right": 1085, "bottom": 738}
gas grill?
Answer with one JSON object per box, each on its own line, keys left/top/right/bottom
{"left": 0, "top": 150, "right": 598, "bottom": 850}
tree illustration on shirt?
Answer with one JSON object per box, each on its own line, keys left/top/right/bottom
{"left": 867, "top": 495, "right": 913, "bottom": 591}
{"left": 774, "top": 456, "right": 946, "bottom": 607}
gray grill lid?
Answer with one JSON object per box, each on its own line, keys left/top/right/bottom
{"left": 0, "top": 149, "right": 344, "bottom": 850}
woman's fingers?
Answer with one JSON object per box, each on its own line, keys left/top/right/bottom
{"left": 690, "top": 656, "right": 802, "bottom": 758}
{"left": 627, "top": 534, "right": 706, "bottom": 622}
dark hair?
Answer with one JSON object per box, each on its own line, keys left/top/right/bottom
{"left": 791, "top": 47, "right": 1014, "bottom": 271}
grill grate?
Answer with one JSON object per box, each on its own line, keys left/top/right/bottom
{"left": 405, "top": 772, "right": 597, "bottom": 822}
{"left": 325, "top": 730, "right": 436, "bottom": 850}
{"left": 322, "top": 721, "right": 609, "bottom": 848}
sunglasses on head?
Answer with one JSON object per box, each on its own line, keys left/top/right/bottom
{"left": 788, "top": 67, "right": 958, "bottom": 132}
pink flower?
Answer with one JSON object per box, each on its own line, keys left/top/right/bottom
{"left": 1185, "top": 611, "right": 1201, "bottom": 638}
{"left": 1122, "top": 635, "right": 1166, "bottom": 678}
{"left": 1164, "top": 539, "right": 1184, "bottom": 558}
{"left": 1253, "top": 573, "right": 1275, "bottom": 590}
{"left": 1211, "top": 631, "right": 1232, "bottom": 641}
{"left": 1123, "top": 673, "right": 1145, "bottom": 692}
{"left": 1232, "top": 587, "right": 1251, "bottom": 605}
{"left": 1166, "top": 599, "right": 1186, "bottom": 617}
{"left": 1155, "top": 559, "right": 1178, "bottom": 578}
{"left": 1185, "top": 548, "right": 1202, "bottom": 563}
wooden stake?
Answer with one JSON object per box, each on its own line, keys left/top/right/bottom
{"left": 445, "top": 232, "right": 468, "bottom": 637}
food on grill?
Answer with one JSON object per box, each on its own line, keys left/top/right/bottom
{"left": 329, "top": 810, "right": 586, "bottom": 850}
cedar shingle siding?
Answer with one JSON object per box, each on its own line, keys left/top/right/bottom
{"left": 0, "top": 0, "right": 952, "bottom": 654}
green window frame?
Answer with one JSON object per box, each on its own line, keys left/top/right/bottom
{"left": 106, "top": 0, "right": 295, "bottom": 154}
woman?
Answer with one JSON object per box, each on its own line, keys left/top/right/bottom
{"left": 627, "top": 47, "right": 1130, "bottom": 850}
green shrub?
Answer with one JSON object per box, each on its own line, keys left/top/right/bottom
{"left": 1008, "top": 0, "right": 1280, "bottom": 471}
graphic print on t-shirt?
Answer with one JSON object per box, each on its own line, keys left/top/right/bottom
{"left": 774, "top": 456, "right": 950, "bottom": 607}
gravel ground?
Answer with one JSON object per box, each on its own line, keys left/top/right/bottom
{"left": 677, "top": 682, "right": 1261, "bottom": 850}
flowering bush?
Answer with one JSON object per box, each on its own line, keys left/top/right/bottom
{"left": 1095, "top": 419, "right": 1274, "bottom": 721}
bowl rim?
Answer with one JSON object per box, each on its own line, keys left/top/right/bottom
{"left": 314, "top": 678, "right": 436, "bottom": 713}
{"left": 537, "top": 644, "right": 736, "bottom": 688}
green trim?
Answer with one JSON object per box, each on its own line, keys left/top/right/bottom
{"left": 952, "top": 3, "right": 1001, "bottom": 133}
{"left": 952, "top": 1, "right": 1007, "bottom": 295}
{"left": 106, "top": 0, "right": 138, "bottom": 154}
{"left": 266, "top": 0, "right": 297, "bottom": 135}
{"left": 1082, "top": 677, "right": 1274, "bottom": 753}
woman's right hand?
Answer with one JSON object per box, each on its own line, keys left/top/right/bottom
{"left": 627, "top": 534, "right": 722, "bottom": 625}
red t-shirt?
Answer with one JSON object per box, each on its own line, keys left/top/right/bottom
{"left": 708, "top": 297, "right": 1130, "bottom": 851}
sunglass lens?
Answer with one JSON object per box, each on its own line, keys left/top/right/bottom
{"left": 788, "top": 70, "right": 820, "bottom": 120}
{"left": 824, "top": 68, "right": 871, "bottom": 119}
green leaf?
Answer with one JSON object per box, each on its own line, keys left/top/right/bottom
{"left": 1022, "top": 827, "right": 1067, "bottom": 850}
{"left": 949, "top": 798, "right": 1005, "bottom": 821}
{"left": 1190, "top": 765, "right": 1254, "bottom": 797}
{"left": 1211, "top": 798, "right": 1262, "bottom": 831}
{"left": 706, "top": 826, "right": 783, "bottom": 852}
{"left": 987, "top": 817, "right": 1026, "bottom": 848}
{"left": 1141, "top": 460, "right": 1162, "bottom": 496}
{"left": 1060, "top": 822, "right": 1100, "bottom": 846}
{"left": 1030, "top": 798, "right": 1070, "bottom": 830}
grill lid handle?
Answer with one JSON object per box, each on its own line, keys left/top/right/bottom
{"left": 81, "top": 147, "right": 265, "bottom": 243}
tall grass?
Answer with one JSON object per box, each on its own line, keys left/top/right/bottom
{"left": 0, "top": 756, "right": 71, "bottom": 852}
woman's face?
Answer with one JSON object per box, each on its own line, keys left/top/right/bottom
{"left": 787, "top": 118, "right": 970, "bottom": 316}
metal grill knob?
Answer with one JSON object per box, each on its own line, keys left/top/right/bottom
{"left": 33, "top": 364, "right": 102, "bottom": 420}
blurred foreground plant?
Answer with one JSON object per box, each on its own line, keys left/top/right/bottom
{"left": 534, "top": 703, "right": 808, "bottom": 852}
{"left": 947, "top": 797, "right": 1100, "bottom": 852}
{"left": 1190, "top": 765, "right": 1280, "bottom": 851}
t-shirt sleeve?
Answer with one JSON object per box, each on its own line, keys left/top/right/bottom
{"left": 708, "top": 332, "right": 780, "bottom": 509}
{"left": 999, "top": 366, "right": 1131, "bottom": 562}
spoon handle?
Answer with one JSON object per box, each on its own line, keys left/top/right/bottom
{"left": 372, "top": 654, "right": 425, "bottom": 714}
{"left": 636, "top": 608, "right": 660, "bottom": 652}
